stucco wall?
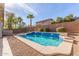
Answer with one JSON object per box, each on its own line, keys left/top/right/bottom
{"left": 36, "top": 19, "right": 79, "bottom": 33}
{"left": 48, "top": 20, "right": 79, "bottom": 33}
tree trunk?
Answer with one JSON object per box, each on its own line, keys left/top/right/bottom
{"left": 30, "top": 18, "right": 32, "bottom": 27}
{"left": 15, "top": 24, "right": 16, "bottom": 29}
{"left": 8, "top": 23, "right": 12, "bottom": 30}
{"left": 20, "top": 22, "right": 22, "bottom": 29}
{"left": 30, "top": 18, "right": 32, "bottom": 31}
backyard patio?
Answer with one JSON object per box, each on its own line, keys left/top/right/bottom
{"left": 1, "top": 33, "right": 79, "bottom": 56}
{"left": 0, "top": 3, "right": 79, "bottom": 56}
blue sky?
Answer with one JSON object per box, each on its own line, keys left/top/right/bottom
{"left": 5, "top": 3, "right": 79, "bottom": 26}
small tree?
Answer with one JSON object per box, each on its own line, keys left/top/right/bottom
{"left": 56, "top": 17, "right": 63, "bottom": 23}
{"left": 64, "top": 16, "right": 71, "bottom": 22}
{"left": 64, "top": 14, "right": 74, "bottom": 22}
{"left": 51, "top": 21, "right": 56, "bottom": 24}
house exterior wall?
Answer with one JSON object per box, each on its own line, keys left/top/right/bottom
{"left": 36, "top": 19, "right": 79, "bottom": 33}
{"left": 48, "top": 20, "right": 79, "bottom": 32}
{"left": 36, "top": 18, "right": 53, "bottom": 31}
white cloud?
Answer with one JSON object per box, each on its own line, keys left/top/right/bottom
{"left": 17, "top": 3, "right": 38, "bottom": 16}
{"left": 5, "top": 3, "right": 38, "bottom": 16}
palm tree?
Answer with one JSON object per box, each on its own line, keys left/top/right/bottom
{"left": 18, "top": 22, "right": 26, "bottom": 28}
{"left": 7, "top": 15, "right": 14, "bottom": 30}
{"left": 17, "top": 17, "right": 23, "bottom": 29}
{"left": 5, "top": 12, "right": 15, "bottom": 30}
{"left": 27, "top": 14, "right": 34, "bottom": 27}
{"left": 22, "top": 22, "right": 26, "bottom": 28}
{"left": 13, "top": 18, "right": 18, "bottom": 29}
{"left": 18, "top": 17, "right": 22, "bottom": 24}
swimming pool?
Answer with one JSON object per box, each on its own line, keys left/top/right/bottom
{"left": 19, "top": 32, "right": 63, "bottom": 46}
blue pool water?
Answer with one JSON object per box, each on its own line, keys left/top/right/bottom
{"left": 19, "top": 32, "right": 63, "bottom": 46}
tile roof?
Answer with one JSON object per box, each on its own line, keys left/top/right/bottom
{"left": 36, "top": 18, "right": 53, "bottom": 23}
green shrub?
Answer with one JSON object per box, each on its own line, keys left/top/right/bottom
{"left": 40, "top": 28, "right": 44, "bottom": 32}
{"left": 51, "top": 21, "right": 56, "bottom": 24}
{"left": 56, "top": 27, "right": 66, "bottom": 32}
{"left": 45, "top": 28, "right": 50, "bottom": 32}
{"left": 40, "top": 28, "right": 50, "bottom": 32}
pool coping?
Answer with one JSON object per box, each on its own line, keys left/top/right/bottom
{"left": 14, "top": 32, "right": 73, "bottom": 56}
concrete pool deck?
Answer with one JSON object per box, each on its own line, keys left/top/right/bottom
{"left": 14, "top": 33, "right": 73, "bottom": 56}
{"left": 0, "top": 32, "right": 79, "bottom": 56}
{"left": 7, "top": 36, "right": 43, "bottom": 56}
{"left": 0, "top": 36, "right": 79, "bottom": 56}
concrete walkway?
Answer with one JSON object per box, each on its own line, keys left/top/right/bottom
{"left": 7, "top": 36, "right": 43, "bottom": 56}
{"left": 1, "top": 35, "right": 79, "bottom": 56}
{"left": 2, "top": 37, "right": 13, "bottom": 56}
